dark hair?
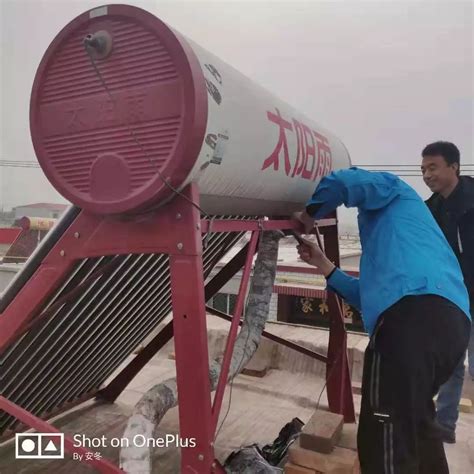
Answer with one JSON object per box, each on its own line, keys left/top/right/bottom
{"left": 422, "top": 141, "right": 460, "bottom": 176}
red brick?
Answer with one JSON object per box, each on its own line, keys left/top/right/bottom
{"left": 300, "top": 410, "right": 344, "bottom": 453}
{"left": 289, "top": 438, "right": 359, "bottom": 473}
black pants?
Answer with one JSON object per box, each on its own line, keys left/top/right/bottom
{"left": 357, "top": 295, "right": 470, "bottom": 474}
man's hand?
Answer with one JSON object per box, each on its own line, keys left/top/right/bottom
{"left": 292, "top": 211, "right": 315, "bottom": 234}
{"left": 297, "top": 236, "right": 336, "bottom": 277}
{"left": 297, "top": 236, "right": 324, "bottom": 265}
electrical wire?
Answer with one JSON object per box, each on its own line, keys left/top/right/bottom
{"left": 310, "top": 225, "right": 351, "bottom": 415}
{"left": 215, "top": 226, "right": 354, "bottom": 443}
{"left": 83, "top": 36, "right": 348, "bottom": 436}
{"left": 315, "top": 345, "right": 346, "bottom": 413}
{"left": 85, "top": 37, "right": 248, "bottom": 439}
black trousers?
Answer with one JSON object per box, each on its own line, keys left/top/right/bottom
{"left": 357, "top": 295, "right": 470, "bottom": 474}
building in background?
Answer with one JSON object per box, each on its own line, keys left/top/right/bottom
{"left": 13, "top": 203, "right": 68, "bottom": 219}
{"left": 207, "top": 237, "right": 364, "bottom": 333}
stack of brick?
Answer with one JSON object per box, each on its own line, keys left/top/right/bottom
{"left": 284, "top": 411, "right": 360, "bottom": 474}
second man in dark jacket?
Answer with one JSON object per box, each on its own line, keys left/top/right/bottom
{"left": 422, "top": 140, "right": 474, "bottom": 443}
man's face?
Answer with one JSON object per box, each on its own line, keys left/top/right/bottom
{"left": 421, "top": 154, "right": 458, "bottom": 194}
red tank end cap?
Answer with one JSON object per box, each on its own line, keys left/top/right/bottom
{"left": 30, "top": 4, "right": 207, "bottom": 215}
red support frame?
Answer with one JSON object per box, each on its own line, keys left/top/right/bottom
{"left": 0, "top": 184, "right": 355, "bottom": 473}
{"left": 167, "top": 185, "right": 216, "bottom": 472}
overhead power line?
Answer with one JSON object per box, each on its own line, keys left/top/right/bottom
{"left": 355, "top": 163, "right": 474, "bottom": 168}
{"left": 0, "top": 161, "right": 41, "bottom": 169}
{"left": 354, "top": 163, "right": 473, "bottom": 177}
{"left": 0, "top": 160, "right": 472, "bottom": 177}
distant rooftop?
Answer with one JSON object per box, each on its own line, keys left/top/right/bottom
{"left": 13, "top": 203, "right": 68, "bottom": 211}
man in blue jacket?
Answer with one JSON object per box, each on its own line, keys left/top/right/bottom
{"left": 296, "top": 168, "right": 470, "bottom": 474}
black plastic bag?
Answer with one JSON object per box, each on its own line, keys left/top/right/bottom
{"left": 261, "top": 417, "right": 304, "bottom": 465}
{"left": 223, "top": 418, "right": 304, "bottom": 472}
{"left": 224, "top": 444, "right": 282, "bottom": 473}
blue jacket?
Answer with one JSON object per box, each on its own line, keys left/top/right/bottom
{"left": 306, "top": 168, "right": 471, "bottom": 335}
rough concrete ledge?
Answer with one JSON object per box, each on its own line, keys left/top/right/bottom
{"left": 204, "top": 317, "right": 368, "bottom": 383}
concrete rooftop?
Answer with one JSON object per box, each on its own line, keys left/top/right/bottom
{"left": 0, "top": 317, "right": 472, "bottom": 473}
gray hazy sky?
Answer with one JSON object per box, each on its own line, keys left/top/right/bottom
{"left": 1, "top": 0, "right": 473, "bottom": 225}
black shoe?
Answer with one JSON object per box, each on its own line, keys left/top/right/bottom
{"left": 438, "top": 424, "right": 456, "bottom": 444}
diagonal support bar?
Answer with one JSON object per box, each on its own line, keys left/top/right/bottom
{"left": 14, "top": 257, "right": 122, "bottom": 344}
{"left": 204, "top": 241, "right": 257, "bottom": 301}
{"left": 211, "top": 230, "right": 260, "bottom": 432}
